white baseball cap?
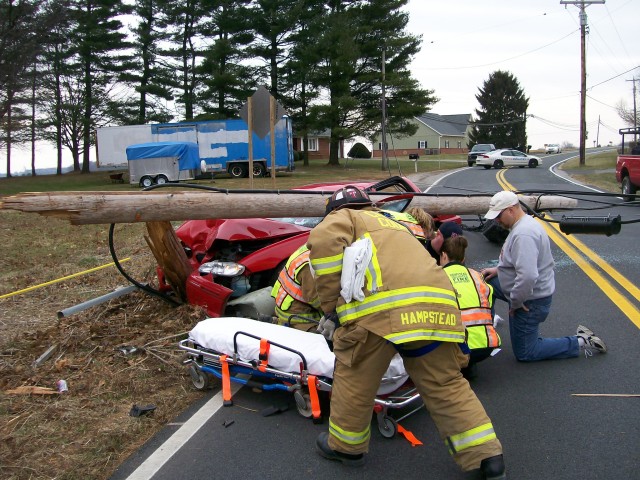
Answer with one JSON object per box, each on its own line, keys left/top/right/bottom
{"left": 484, "top": 191, "right": 519, "bottom": 220}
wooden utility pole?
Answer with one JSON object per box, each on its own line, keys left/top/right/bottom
{"left": 560, "top": 0, "right": 605, "bottom": 166}
{"left": 381, "top": 48, "right": 388, "bottom": 172}
{"left": 0, "top": 191, "right": 578, "bottom": 225}
{"left": 626, "top": 77, "right": 638, "bottom": 144}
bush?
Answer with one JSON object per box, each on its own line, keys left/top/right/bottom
{"left": 347, "top": 142, "right": 371, "bottom": 159}
{"left": 293, "top": 150, "right": 302, "bottom": 162}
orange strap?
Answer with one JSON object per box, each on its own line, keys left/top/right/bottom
{"left": 258, "top": 338, "right": 271, "bottom": 372}
{"left": 307, "top": 375, "right": 321, "bottom": 420}
{"left": 397, "top": 424, "right": 423, "bottom": 447}
{"left": 220, "top": 355, "right": 233, "bottom": 406}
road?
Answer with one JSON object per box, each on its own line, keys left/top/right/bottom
{"left": 110, "top": 152, "right": 640, "bottom": 480}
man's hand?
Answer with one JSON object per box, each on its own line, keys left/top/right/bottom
{"left": 316, "top": 312, "right": 338, "bottom": 341}
{"left": 481, "top": 267, "right": 498, "bottom": 280}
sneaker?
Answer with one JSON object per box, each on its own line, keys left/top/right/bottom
{"left": 481, "top": 454, "right": 506, "bottom": 480}
{"left": 576, "top": 325, "right": 607, "bottom": 353}
{"left": 315, "top": 432, "right": 365, "bottom": 467}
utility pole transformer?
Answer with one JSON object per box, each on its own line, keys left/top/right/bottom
{"left": 560, "top": 0, "right": 605, "bottom": 166}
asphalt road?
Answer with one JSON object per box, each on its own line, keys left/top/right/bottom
{"left": 110, "top": 152, "right": 640, "bottom": 480}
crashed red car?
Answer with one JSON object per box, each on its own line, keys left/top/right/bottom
{"left": 157, "top": 176, "right": 460, "bottom": 317}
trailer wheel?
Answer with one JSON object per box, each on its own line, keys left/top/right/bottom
{"left": 229, "top": 164, "right": 248, "bottom": 178}
{"left": 156, "top": 174, "right": 168, "bottom": 184}
{"left": 252, "top": 163, "right": 266, "bottom": 177}
{"left": 139, "top": 176, "right": 153, "bottom": 188}
{"left": 294, "top": 391, "right": 313, "bottom": 418}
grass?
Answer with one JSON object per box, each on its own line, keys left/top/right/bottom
{"left": 557, "top": 149, "right": 621, "bottom": 193}
{"left": 0, "top": 155, "right": 466, "bottom": 196}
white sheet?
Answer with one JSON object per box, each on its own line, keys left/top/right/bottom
{"left": 189, "top": 317, "right": 409, "bottom": 395}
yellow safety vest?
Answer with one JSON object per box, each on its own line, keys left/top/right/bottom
{"left": 443, "top": 263, "right": 501, "bottom": 349}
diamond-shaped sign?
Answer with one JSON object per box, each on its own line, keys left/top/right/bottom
{"left": 239, "top": 86, "right": 287, "bottom": 139}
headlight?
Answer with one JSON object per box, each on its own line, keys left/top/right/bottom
{"left": 198, "top": 261, "right": 246, "bottom": 276}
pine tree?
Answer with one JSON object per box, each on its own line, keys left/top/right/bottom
{"left": 469, "top": 70, "right": 529, "bottom": 151}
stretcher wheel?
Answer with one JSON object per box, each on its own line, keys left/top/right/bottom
{"left": 189, "top": 364, "right": 214, "bottom": 390}
{"left": 294, "top": 391, "right": 313, "bottom": 418}
{"left": 378, "top": 415, "right": 397, "bottom": 439}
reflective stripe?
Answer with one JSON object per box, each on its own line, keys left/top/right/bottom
{"left": 336, "top": 286, "right": 459, "bottom": 323}
{"left": 444, "top": 264, "right": 493, "bottom": 327}
{"left": 446, "top": 422, "right": 497, "bottom": 455}
{"left": 274, "top": 245, "right": 311, "bottom": 307}
{"left": 385, "top": 329, "right": 466, "bottom": 344}
{"left": 363, "top": 232, "right": 382, "bottom": 291}
{"left": 329, "top": 419, "right": 370, "bottom": 446}
{"left": 310, "top": 253, "right": 343, "bottom": 275}
{"left": 462, "top": 307, "right": 493, "bottom": 326}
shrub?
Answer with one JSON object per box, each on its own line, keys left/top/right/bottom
{"left": 347, "top": 142, "right": 371, "bottom": 159}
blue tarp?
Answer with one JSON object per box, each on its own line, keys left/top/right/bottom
{"left": 125, "top": 142, "right": 200, "bottom": 171}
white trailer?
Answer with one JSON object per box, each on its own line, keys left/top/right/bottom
{"left": 96, "top": 118, "right": 294, "bottom": 179}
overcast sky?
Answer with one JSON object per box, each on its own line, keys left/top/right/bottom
{"left": 404, "top": 0, "right": 639, "bottom": 148}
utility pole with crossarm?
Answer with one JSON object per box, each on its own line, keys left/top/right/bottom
{"left": 560, "top": 0, "right": 605, "bottom": 166}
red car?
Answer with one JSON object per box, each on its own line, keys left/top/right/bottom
{"left": 158, "top": 176, "right": 459, "bottom": 317}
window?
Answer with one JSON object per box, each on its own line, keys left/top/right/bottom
{"left": 307, "top": 138, "right": 319, "bottom": 151}
{"left": 418, "top": 140, "right": 426, "bottom": 149}
{"left": 444, "top": 140, "right": 450, "bottom": 148}
{"left": 457, "top": 141, "right": 462, "bottom": 149}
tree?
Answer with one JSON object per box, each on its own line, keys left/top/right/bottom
{"left": 469, "top": 70, "right": 529, "bottom": 151}
{"left": 615, "top": 99, "right": 639, "bottom": 128}
{"left": 307, "top": 0, "right": 434, "bottom": 165}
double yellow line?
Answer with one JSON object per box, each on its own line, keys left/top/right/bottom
{"left": 496, "top": 168, "right": 640, "bottom": 329}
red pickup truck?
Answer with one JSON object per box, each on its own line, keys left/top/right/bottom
{"left": 616, "top": 153, "right": 640, "bottom": 201}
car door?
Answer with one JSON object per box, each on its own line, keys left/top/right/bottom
{"left": 498, "top": 149, "right": 513, "bottom": 166}
{"left": 509, "top": 150, "right": 528, "bottom": 167}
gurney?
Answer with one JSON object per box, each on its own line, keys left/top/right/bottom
{"left": 178, "top": 317, "right": 424, "bottom": 438}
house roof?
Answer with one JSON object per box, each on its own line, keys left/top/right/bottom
{"left": 416, "top": 113, "right": 470, "bottom": 137}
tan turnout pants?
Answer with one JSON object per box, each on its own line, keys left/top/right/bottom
{"left": 328, "top": 323, "right": 503, "bottom": 471}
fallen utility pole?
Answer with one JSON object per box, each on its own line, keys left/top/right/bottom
{"left": 0, "top": 190, "right": 578, "bottom": 225}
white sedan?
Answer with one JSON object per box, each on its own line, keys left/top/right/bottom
{"left": 476, "top": 149, "right": 540, "bottom": 169}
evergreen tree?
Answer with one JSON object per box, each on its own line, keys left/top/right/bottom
{"left": 469, "top": 70, "right": 529, "bottom": 151}
{"left": 197, "top": 0, "right": 256, "bottom": 119}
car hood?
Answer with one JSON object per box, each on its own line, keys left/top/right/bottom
{"left": 176, "top": 218, "right": 309, "bottom": 253}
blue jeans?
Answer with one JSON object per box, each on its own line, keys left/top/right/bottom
{"left": 487, "top": 277, "right": 579, "bottom": 362}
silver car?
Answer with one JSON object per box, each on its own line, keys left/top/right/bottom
{"left": 545, "top": 144, "right": 562, "bottom": 154}
{"left": 476, "top": 149, "right": 540, "bottom": 169}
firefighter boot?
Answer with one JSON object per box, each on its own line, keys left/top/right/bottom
{"left": 315, "top": 432, "right": 365, "bottom": 467}
{"left": 481, "top": 454, "right": 506, "bottom": 479}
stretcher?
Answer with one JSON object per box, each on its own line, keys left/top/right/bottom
{"left": 178, "top": 317, "right": 424, "bottom": 438}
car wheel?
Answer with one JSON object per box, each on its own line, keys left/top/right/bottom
{"left": 528, "top": 159, "right": 538, "bottom": 168}
{"left": 156, "top": 174, "right": 169, "bottom": 184}
{"left": 139, "top": 176, "right": 153, "bottom": 188}
{"left": 252, "top": 163, "right": 266, "bottom": 177}
{"left": 468, "top": 161, "right": 475, "bottom": 167}
{"left": 621, "top": 176, "right": 637, "bottom": 202}
{"left": 483, "top": 165, "right": 491, "bottom": 170}
{"left": 494, "top": 160, "right": 504, "bottom": 169}
{"left": 229, "top": 164, "right": 248, "bottom": 178}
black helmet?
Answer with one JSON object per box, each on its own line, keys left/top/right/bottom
{"left": 325, "top": 185, "right": 373, "bottom": 215}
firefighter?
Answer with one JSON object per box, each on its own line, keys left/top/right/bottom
{"left": 308, "top": 186, "right": 505, "bottom": 479}
{"left": 440, "top": 235, "right": 501, "bottom": 379}
{"left": 270, "top": 244, "right": 322, "bottom": 332}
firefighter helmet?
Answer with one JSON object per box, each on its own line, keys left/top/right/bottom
{"left": 325, "top": 186, "right": 373, "bottom": 215}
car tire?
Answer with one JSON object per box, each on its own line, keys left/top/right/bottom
{"left": 139, "top": 176, "right": 153, "bottom": 188}
{"left": 468, "top": 161, "right": 475, "bottom": 167}
{"left": 494, "top": 160, "right": 504, "bottom": 169}
{"left": 483, "top": 165, "right": 491, "bottom": 170}
{"left": 229, "top": 164, "right": 248, "bottom": 178}
{"left": 528, "top": 159, "right": 538, "bottom": 168}
{"left": 156, "top": 174, "right": 169, "bottom": 184}
{"left": 621, "top": 176, "right": 637, "bottom": 202}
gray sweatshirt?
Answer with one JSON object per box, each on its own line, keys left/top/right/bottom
{"left": 497, "top": 214, "right": 555, "bottom": 310}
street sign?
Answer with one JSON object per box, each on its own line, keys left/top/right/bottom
{"left": 239, "top": 86, "right": 287, "bottom": 139}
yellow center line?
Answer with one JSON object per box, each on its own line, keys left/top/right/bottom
{"left": 496, "top": 170, "right": 640, "bottom": 329}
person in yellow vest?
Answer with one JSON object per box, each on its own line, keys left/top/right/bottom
{"left": 440, "top": 235, "right": 501, "bottom": 380}
{"left": 308, "top": 186, "right": 505, "bottom": 479}
{"left": 270, "top": 245, "right": 322, "bottom": 332}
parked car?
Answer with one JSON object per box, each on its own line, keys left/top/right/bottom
{"left": 545, "top": 144, "right": 562, "bottom": 154}
{"left": 475, "top": 149, "right": 540, "bottom": 169}
{"left": 467, "top": 144, "right": 496, "bottom": 166}
{"left": 157, "top": 176, "right": 461, "bottom": 317}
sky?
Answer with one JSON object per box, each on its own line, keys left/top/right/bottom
{"left": 404, "top": 0, "right": 639, "bottom": 149}
{"left": 2, "top": 0, "right": 639, "bottom": 176}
